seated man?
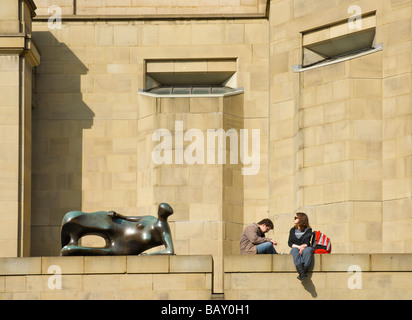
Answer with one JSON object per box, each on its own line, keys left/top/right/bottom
{"left": 240, "top": 218, "right": 278, "bottom": 254}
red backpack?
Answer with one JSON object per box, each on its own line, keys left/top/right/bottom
{"left": 311, "top": 231, "right": 332, "bottom": 254}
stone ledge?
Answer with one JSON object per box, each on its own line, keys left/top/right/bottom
{"left": 0, "top": 255, "right": 213, "bottom": 276}
{"left": 224, "top": 254, "right": 412, "bottom": 273}
{"left": 34, "top": 13, "right": 268, "bottom": 21}
{"left": 32, "top": 0, "right": 268, "bottom": 20}
{"left": 2, "top": 254, "right": 411, "bottom": 276}
{"left": 2, "top": 254, "right": 412, "bottom": 299}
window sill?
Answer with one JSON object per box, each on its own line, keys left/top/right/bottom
{"left": 138, "top": 87, "right": 244, "bottom": 98}
{"left": 293, "top": 43, "right": 383, "bottom": 73}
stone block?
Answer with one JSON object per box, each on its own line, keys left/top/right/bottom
{"left": 191, "top": 24, "right": 224, "bottom": 45}
{"left": 303, "top": 145, "right": 324, "bottom": 167}
{"left": 207, "top": 59, "right": 237, "bottom": 72}
{"left": 158, "top": 25, "right": 191, "bottom": 46}
{"left": 353, "top": 202, "right": 382, "bottom": 222}
{"left": 315, "top": 83, "right": 333, "bottom": 105}
{"left": 170, "top": 255, "right": 213, "bottom": 273}
{"left": 224, "top": 254, "right": 272, "bottom": 272}
{"left": 152, "top": 273, "right": 187, "bottom": 291}
{"left": 189, "top": 97, "right": 220, "bottom": 113}
{"left": 272, "top": 254, "right": 295, "bottom": 272}
{"left": 225, "top": 24, "right": 245, "bottom": 44}
{"left": 0, "top": 87, "right": 18, "bottom": 106}
{"left": 69, "top": 25, "right": 95, "bottom": 46}
{"left": 119, "top": 274, "right": 153, "bottom": 291}
{"left": 82, "top": 274, "right": 122, "bottom": 292}
{"left": 126, "top": 255, "right": 169, "bottom": 273}
{"left": 323, "top": 182, "right": 345, "bottom": 203}
{"left": 371, "top": 254, "right": 412, "bottom": 271}
{"left": 26, "top": 275, "right": 54, "bottom": 292}
{"left": 141, "top": 25, "right": 159, "bottom": 45}
{"left": 84, "top": 256, "right": 126, "bottom": 274}
{"left": 113, "top": 25, "right": 138, "bottom": 46}
{"left": 353, "top": 120, "right": 382, "bottom": 141}
{"left": 303, "top": 105, "right": 323, "bottom": 127}
{"left": 175, "top": 60, "right": 207, "bottom": 73}
{"left": 95, "top": 24, "right": 113, "bottom": 46}
{"left": 5, "top": 276, "right": 26, "bottom": 293}
{"left": 353, "top": 160, "right": 382, "bottom": 181}
{"left": 174, "top": 221, "right": 204, "bottom": 241}
{"left": 320, "top": 254, "right": 370, "bottom": 272}
{"left": 40, "top": 290, "right": 81, "bottom": 300}
{"left": 107, "top": 64, "right": 138, "bottom": 74}
{"left": 41, "top": 256, "right": 85, "bottom": 274}
{"left": 0, "top": 257, "right": 41, "bottom": 275}
{"left": 186, "top": 273, "right": 208, "bottom": 290}
{"left": 383, "top": 74, "right": 411, "bottom": 99}
{"left": 349, "top": 51, "right": 382, "bottom": 79}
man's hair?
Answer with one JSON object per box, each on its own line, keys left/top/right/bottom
{"left": 257, "top": 218, "right": 274, "bottom": 229}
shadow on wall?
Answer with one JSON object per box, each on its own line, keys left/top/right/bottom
{"left": 30, "top": 32, "right": 94, "bottom": 256}
{"left": 302, "top": 255, "right": 317, "bottom": 298}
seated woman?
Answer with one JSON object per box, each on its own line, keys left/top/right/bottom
{"left": 288, "top": 212, "right": 313, "bottom": 281}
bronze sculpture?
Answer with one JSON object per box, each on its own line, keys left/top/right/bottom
{"left": 60, "top": 203, "right": 174, "bottom": 256}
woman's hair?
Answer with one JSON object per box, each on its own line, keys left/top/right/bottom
{"left": 294, "top": 212, "right": 310, "bottom": 231}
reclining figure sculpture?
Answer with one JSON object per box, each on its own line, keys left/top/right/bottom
{"left": 60, "top": 203, "right": 174, "bottom": 256}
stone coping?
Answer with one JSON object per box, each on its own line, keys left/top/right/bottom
{"left": 0, "top": 255, "right": 213, "bottom": 276}
{"left": 1, "top": 254, "right": 411, "bottom": 277}
{"left": 34, "top": 13, "right": 268, "bottom": 21}
{"left": 224, "top": 254, "right": 412, "bottom": 273}
{"left": 33, "top": 0, "right": 268, "bottom": 20}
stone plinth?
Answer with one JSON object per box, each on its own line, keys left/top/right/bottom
{"left": 1, "top": 254, "right": 412, "bottom": 300}
{"left": 224, "top": 254, "right": 412, "bottom": 300}
{"left": 0, "top": 255, "right": 213, "bottom": 300}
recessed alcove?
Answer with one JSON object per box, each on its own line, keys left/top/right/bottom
{"left": 294, "top": 12, "right": 382, "bottom": 71}
{"left": 141, "top": 59, "right": 243, "bottom": 97}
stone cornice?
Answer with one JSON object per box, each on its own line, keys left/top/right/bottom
{"left": 23, "top": 0, "right": 37, "bottom": 18}
{"left": 34, "top": 12, "right": 268, "bottom": 22}
{"left": 0, "top": 34, "right": 40, "bottom": 66}
{"left": 33, "top": 0, "right": 270, "bottom": 21}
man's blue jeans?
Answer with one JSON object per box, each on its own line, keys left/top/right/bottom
{"left": 256, "top": 241, "right": 277, "bottom": 254}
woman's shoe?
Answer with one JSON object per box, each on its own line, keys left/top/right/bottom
{"left": 296, "top": 263, "right": 307, "bottom": 281}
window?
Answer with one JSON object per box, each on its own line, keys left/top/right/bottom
{"left": 294, "top": 13, "right": 382, "bottom": 72}
{"left": 140, "top": 59, "right": 243, "bottom": 97}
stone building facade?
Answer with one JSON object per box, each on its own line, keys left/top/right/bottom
{"left": 1, "top": 0, "right": 412, "bottom": 294}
